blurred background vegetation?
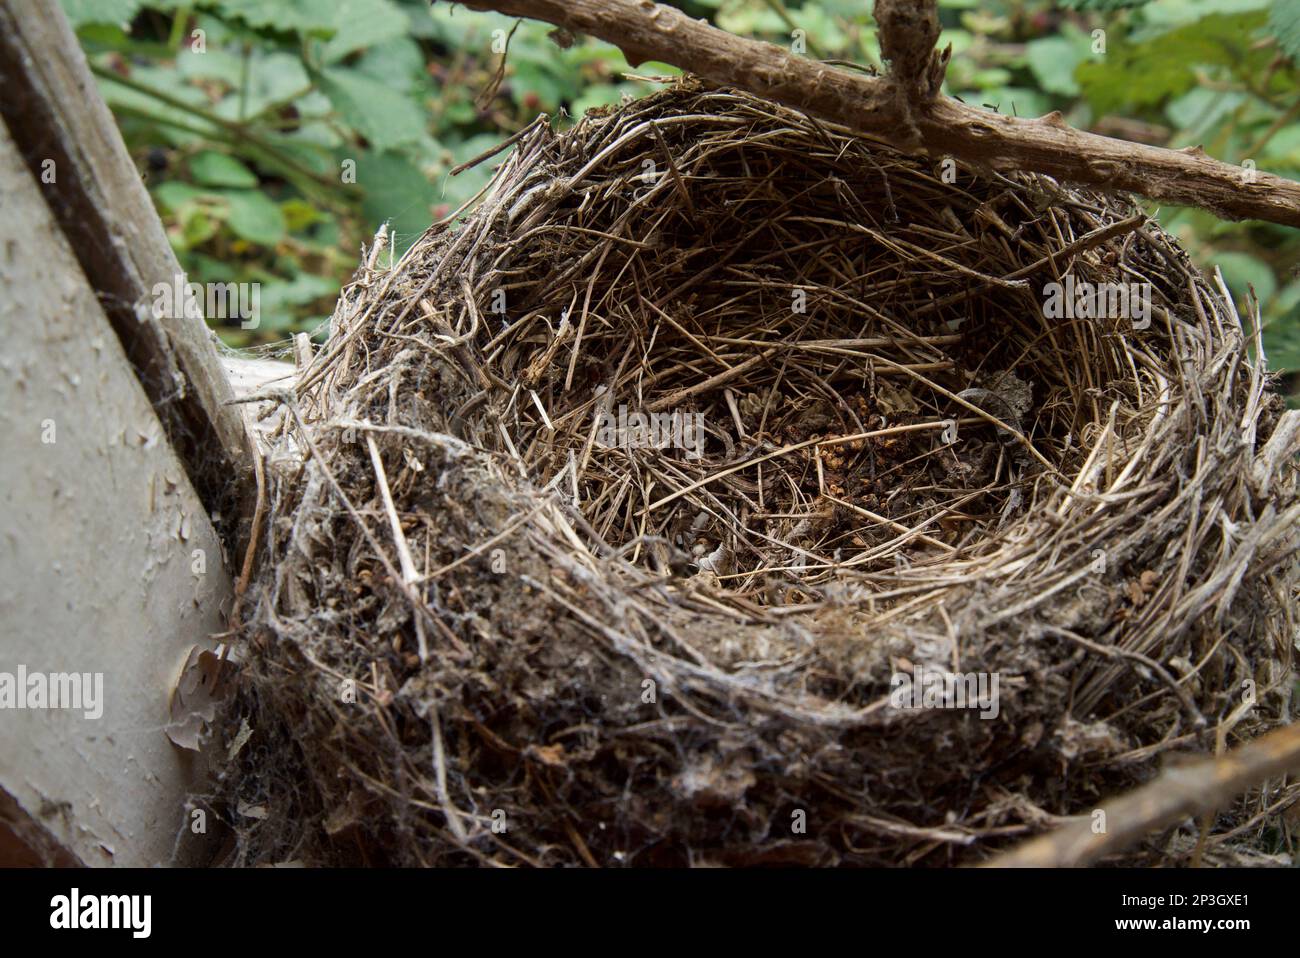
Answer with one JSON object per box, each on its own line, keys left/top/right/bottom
{"left": 63, "top": 0, "right": 1300, "bottom": 400}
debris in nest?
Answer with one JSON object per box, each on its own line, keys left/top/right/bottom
{"left": 979, "top": 370, "right": 1034, "bottom": 420}
{"left": 215, "top": 82, "right": 1300, "bottom": 868}
{"left": 874, "top": 380, "right": 920, "bottom": 416}
{"left": 226, "top": 718, "right": 253, "bottom": 761}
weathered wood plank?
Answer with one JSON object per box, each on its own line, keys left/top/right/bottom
{"left": 0, "top": 0, "right": 253, "bottom": 534}
{"left": 0, "top": 116, "right": 230, "bottom": 867}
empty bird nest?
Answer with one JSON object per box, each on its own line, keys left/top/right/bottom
{"left": 215, "top": 81, "right": 1300, "bottom": 867}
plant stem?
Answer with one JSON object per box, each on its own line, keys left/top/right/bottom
{"left": 90, "top": 62, "right": 359, "bottom": 196}
{"left": 167, "top": 5, "right": 193, "bottom": 51}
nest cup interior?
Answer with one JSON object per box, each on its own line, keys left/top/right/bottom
{"left": 471, "top": 90, "right": 1148, "bottom": 600}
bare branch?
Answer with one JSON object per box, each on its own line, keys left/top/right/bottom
{"left": 983, "top": 722, "right": 1300, "bottom": 867}
{"left": 453, "top": 0, "right": 1300, "bottom": 228}
{"left": 876, "top": 0, "right": 945, "bottom": 97}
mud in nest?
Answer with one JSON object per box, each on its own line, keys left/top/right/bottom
{"left": 217, "top": 83, "right": 1300, "bottom": 867}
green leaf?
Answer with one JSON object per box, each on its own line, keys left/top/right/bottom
{"left": 178, "top": 206, "right": 219, "bottom": 249}
{"left": 1260, "top": 125, "right": 1300, "bottom": 168}
{"left": 316, "top": 67, "right": 427, "bottom": 151}
{"left": 219, "top": 189, "right": 286, "bottom": 246}
{"left": 1268, "top": 0, "right": 1300, "bottom": 61}
{"left": 397, "top": 0, "right": 439, "bottom": 39}
{"left": 211, "top": 0, "right": 337, "bottom": 34}
{"left": 263, "top": 273, "right": 339, "bottom": 305}
{"left": 967, "top": 87, "right": 1054, "bottom": 119}
{"left": 510, "top": 61, "right": 571, "bottom": 113}
{"left": 571, "top": 84, "right": 637, "bottom": 118}
{"left": 70, "top": 22, "right": 135, "bottom": 50}
{"left": 353, "top": 37, "right": 428, "bottom": 92}
{"left": 427, "top": 6, "right": 515, "bottom": 48}
{"left": 1025, "top": 36, "right": 1088, "bottom": 97}
{"left": 176, "top": 48, "right": 246, "bottom": 82}
{"left": 1212, "top": 252, "right": 1277, "bottom": 308}
{"left": 716, "top": 6, "right": 787, "bottom": 36}
{"left": 95, "top": 67, "right": 218, "bottom": 142}
{"left": 1076, "top": 12, "right": 1267, "bottom": 115}
{"left": 1135, "top": 0, "right": 1274, "bottom": 35}
{"left": 351, "top": 151, "right": 439, "bottom": 252}
{"left": 322, "top": 0, "right": 409, "bottom": 62}
{"left": 256, "top": 273, "right": 340, "bottom": 330}
{"left": 1276, "top": 278, "right": 1300, "bottom": 315}
{"left": 280, "top": 199, "right": 325, "bottom": 232}
{"left": 214, "top": 0, "right": 416, "bottom": 53}
{"left": 153, "top": 181, "right": 207, "bottom": 212}
{"left": 939, "top": 29, "right": 974, "bottom": 59}
{"left": 59, "top": 0, "right": 142, "bottom": 27}
{"left": 1165, "top": 87, "right": 1247, "bottom": 138}
{"left": 1056, "top": 0, "right": 1151, "bottom": 10}
{"left": 211, "top": 52, "right": 311, "bottom": 122}
{"left": 189, "top": 150, "right": 259, "bottom": 188}
{"left": 971, "top": 68, "right": 1013, "bottom": 89}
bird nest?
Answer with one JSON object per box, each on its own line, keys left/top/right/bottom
{"left": 218, "top": 83, "right": 1300, "bottom": 867}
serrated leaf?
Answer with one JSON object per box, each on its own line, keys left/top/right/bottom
{"left": 1268, "top": 0, "right": 1300, "bottom": 61}
{"left": 316, "top": 67, "right": 427, "bottom": 151}
{"left": 1077, "top": 12, "right": 1267, "bottom": 115}
{"left": 211, "top": 0, "right": 336, "bottom": 34}
{"left": 190, "top": 150, "right": 259, "bottom": 188}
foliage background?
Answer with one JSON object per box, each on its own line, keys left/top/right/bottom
{"left": 63, "top": 0, "right": 1300, "bottom": 400}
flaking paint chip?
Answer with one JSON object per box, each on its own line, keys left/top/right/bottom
{"left": 166, "top": 646, "right": 227, "bottom": 751}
